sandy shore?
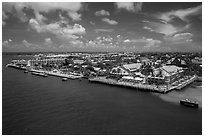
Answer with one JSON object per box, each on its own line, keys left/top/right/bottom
{"left": 153, "top": 81, "right": 202, "bottom": 108}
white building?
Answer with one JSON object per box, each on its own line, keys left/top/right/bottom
{"left": 110, "top": 63, "right": 142, "bottom": 76}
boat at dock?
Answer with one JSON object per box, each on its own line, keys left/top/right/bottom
{"left": 180, "top": 99, "right": 199, "bottom": 108}
{"left": 31, "top": 72, "right": 48, "bottom": 77}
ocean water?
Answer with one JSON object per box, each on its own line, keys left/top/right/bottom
{"left": 2, "top": 54, "right": 202, "bottom": 135}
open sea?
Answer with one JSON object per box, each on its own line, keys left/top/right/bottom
{"left": 2, "top": 54, "right": 202, "bottom": 135}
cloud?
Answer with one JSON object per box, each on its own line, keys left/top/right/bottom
{"left": 90, "top": 21, "right": 95, "bottom": 25}
{"left": 143, "top": 38, "right": 161, "bottom": 48}
{"left": 26, "top": 2, "right": 83, "bottom": 21}
{"left": 156, "top": 5, "right": 202, "bottom": 22}
{"left": 3, "top": 2, "right": 29, "bottom": 23}
{"left": 95, "top": 9, "right": 110, "bottom": 16}
{"left": 102, "top": 18, "right": 118, "bottom": 25}
{"left": 67, "top": 11, "right": 81, "bottom": 21}
{"left": 95, "top": 29, "right": 114, "bottom": 33}
{"left": 2, "top": 39, "right": 13, "bottom": 47}
{"left": 29, "top": 15, "right": 86, "bottom": 44}
{"left": 44, "top": 38, "right": 53, "bottom": 48}
{"left": 115, "top": 2, "right": 143, "bottom": 13}
{"left": 124, "top": 39, "right": 130, "bottom": 42}
{"left": 2, "top": 40, "right": 9, "bottom": 47}
{"left": 2, "top": 11, "right": 8, "bottom": 26}
{"left": 144, "top": 5, "right": 201, "bottom": 37}
{"left": 2, "top": 2, "right": 83, "bottom": 23}
{"left": 85, "top": 36, "right": 115, "bottom": 49}
{"left": 22, "top": 40, "right": 32, "bottom": 48}
{"left": 123, "top": 37, "right": 162, "bottom": 48}
{"left": 143, "top": 20, "right": 188, "bottom": 36}
{"left": 164, "top": 32, "right": 193, "bottom": 44}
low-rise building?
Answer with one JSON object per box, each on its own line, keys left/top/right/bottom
{"left": 110, "top": 63, "right": 142, "bottom": 76}
{"left": 147, "top": 65, "right": 184, "bottom": 85}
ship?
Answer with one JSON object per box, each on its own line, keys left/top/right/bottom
{"left": 31, "top": 72, "right": 48, "bottom": 77}
{"left": 180, "top": 99, "right": 199, "bottom": 108}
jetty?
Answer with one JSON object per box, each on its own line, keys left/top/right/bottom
{"left": 89, "top": 76, "right": 197, "bottom": 93}
{"left": 30, "top": 69, "right": 83, "bottom": 79}
{"left": 6, "top": 64, "right": 26, "bottom": 70}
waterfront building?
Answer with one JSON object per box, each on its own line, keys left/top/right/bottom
{"left": 123, "top": 63, "right": 142, "bottom": 73}
{"left": 147, "top": 65, "right": 184, "bottom": 85}
{"left": 110, "top": 63, "right": 142, "bottom": 76}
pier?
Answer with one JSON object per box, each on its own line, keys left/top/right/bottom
{"left": 30, "top": 69, "right": 83, "bottom": 79}
{"left": 89, "top": 76, "right": 197, "bottom": 93}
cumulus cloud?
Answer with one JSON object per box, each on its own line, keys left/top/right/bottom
{"left": 115, "top": 2, "right": 143, "bottom": 13}
{"left": 85, "top": 36, "right": 115, "bottom": 49}
{"left": 2, "top": 2, "right": 83, "bottom": 23}
{"left": 29, "top": 15, "right": 86, "bottom": 44}
{"left": 102, "top": 18, "right": 118, "bottom": 25}
{"left": 123, "top": 37, "right": 162, "bottom": 48}
{"left": 2, "top": 39, "right": 12, "bottom": 47}
{"left": 2, "top": 40, "right": 9, "bottom": 47}
{"left": 95, "top": 9, "right": 110, "bottom": 16}
{"left": 3, "top": 2, "right": 29, "bottom": 23}
{"left": 67, "top": 11, "right": 81, "bottom": 21}
{"left": 44, "top": 38, "right": 53, "bottom": 48}
{"left": 27, "top": 2, "right": 82, "bottom": 21}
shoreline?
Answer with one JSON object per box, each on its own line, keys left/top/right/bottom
{"left": 152, "top": 82, "right": 202, "bottom": 108}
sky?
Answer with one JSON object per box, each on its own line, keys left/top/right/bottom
{"left": 2, "top": 2, "right": 202, "bottom": 52}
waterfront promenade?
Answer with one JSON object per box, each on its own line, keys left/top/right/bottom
{"left": 89, "top": 76, "right": 197, "bottom": 93}
{"left": 30, "top": 69, "right": 83, "bottom": 79}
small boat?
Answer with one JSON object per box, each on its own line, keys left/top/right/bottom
{"left": 31, "top": 72, "right": 48, "bottom": 77}
{"left": 180, "top": 99, "right": 199, "bottom": 108}
{"left": 62, "top": 78, "right": 68, "bottom": 81}
{"left": 24, "top": 70, "right": 29, "bottom": 73}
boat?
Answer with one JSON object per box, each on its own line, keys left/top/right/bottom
{"left": 180, "top": 99, "right": 199, "bottom": 108}
{"left": 31, "top": 72, "right": 48, "bottom": 77}
{"left": 62, "top": 78, "right": 68, "bottom": 81}
{"left": 24, "top": 70, "right": 29, "bottom": 73}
